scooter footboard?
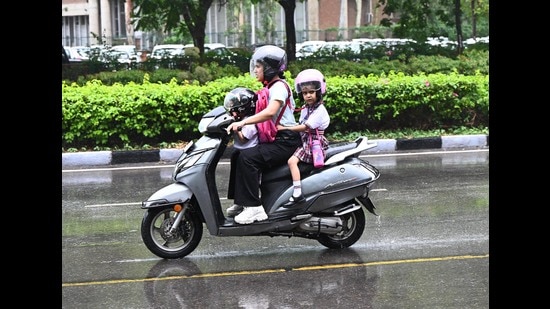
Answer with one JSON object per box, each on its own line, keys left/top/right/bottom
{"left": 141, "top": 183, "right": 193, "bottom": 209}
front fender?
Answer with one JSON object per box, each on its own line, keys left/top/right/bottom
{"left": 141, "top": 183, "right": 193, "bottom": 209}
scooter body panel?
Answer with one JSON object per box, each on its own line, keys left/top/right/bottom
{"left": 171, "top": 134, "right": 227, "bottom": 235}
{"left": 261, "top": 157, "right": 377, "bottom": 215}
{"left": 141, "top": 183, "right": 193, "bottom": 208}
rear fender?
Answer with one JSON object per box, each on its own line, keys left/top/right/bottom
{"left": 355, "top": 195, "right": 377, "bottom": 216}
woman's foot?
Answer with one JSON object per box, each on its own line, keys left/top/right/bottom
{"left": 234, "top": 206, "right": 268, "bottom": 224}
{"left": 283, "top": 194, "right": 305, "bottom": 207}
{"left": 226, "top": 204, "right": 244, "bottom": 217}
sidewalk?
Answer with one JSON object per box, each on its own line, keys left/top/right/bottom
{"left": 62, "top": 134, "right": 489, "bottom": 168}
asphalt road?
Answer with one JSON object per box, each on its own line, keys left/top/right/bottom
{"left": 61, "top": 149, "right": 489, "bottom": 308}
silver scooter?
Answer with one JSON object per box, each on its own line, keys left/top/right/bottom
{"left": 140, "top": 106, "right": 380, "bottom": 259}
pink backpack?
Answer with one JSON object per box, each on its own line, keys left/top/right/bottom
{"left": 255, "top": 80, "right": 291, "bottom": 143}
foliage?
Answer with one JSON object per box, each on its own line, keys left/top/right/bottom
{"left": 62, "top": 72, "right": 488, "bottom": 150}
{"left": 133, "top": 0, "right": 214, "bottom": 58}
{"left": 63, "top": 47, "right": 488, "bottom": 85}
{"left": 378, "top": 0, "right": 489, "bottom": 50}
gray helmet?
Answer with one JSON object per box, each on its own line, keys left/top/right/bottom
{"left": 249, "top": 45, "right": 287, "bottom": 82}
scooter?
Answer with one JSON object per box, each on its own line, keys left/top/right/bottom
{"left": 140, "top": 106, "right": 381, "bottom": 259}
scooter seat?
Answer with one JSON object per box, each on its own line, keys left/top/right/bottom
{"left": 325, "top": 142, "right": 357, "bottom": 160}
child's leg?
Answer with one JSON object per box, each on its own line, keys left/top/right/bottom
{"left": 288, "top": 156, "right": 303, "bottom": 198}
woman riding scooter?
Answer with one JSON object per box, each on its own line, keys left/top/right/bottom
{"left": 225, "top": 45, "right": 301, "bottom": 224}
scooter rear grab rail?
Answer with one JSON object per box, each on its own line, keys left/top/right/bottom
{"left": 324, "top": 136, "right": 377, "bottom": 165}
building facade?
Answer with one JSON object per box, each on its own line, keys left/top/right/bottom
{"left": 61, "top": 0, "right": 387, "bottom": 50}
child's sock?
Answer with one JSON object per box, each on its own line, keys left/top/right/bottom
{"left": 292, "top": 181, "right": 302, "bottom": 197}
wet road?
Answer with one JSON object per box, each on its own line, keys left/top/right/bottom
{"left": 61, "top": 149, "right": 489, "bottom": 308}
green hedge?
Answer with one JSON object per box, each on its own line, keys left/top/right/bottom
{"left": 62, "top": 71, "right": 488, "bottom": 150}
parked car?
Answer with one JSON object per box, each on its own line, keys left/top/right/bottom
{"left": 464, "top": 36, "right": 489, "bottom": 46}
{"left": 62, "top": 45, "right": 70, "bottom": 64}
{"left": 111, "top": 45, "right": 141, "bottom": 62}
{"left": 296, "top": 40, "right": 326, "bottom": 58}
{"left": 99, "top": 49, "right": 136, "bottom": 69}
{"left": 313, "top": 41, "right": 362, "bottom": 61}
{"left": 206, "top": 43, "right": 239, "bottom": 64}
{"left": 63, "top": 46, "right": 91, "bottom": 62}
{"left": 353, "top": 38, "right": 416, "bottom": 48}
{"left": 182, "top": 43, "right": 235, "bottom": 56}
{"left": 184, "top": 43, "right": 239, "bottom": 65}
{"left": 204, "top": 43, "right": 233, "bottom": 55}
{"left": 426, "top": 36, "right": 458, "bottom": 48}
{"left": 149, "top": 44, "right": 185, "bottom": 59}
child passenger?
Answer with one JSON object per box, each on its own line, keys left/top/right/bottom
{"left": 280, "top": 69, "right": 330, "bottom": 207}
{"left": 223, "top": 87, "right": 259, "bottom": 216}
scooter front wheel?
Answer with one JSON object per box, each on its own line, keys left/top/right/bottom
{"left": 317, "top": 207, "right": 365, "bottom": 249}
{"left": 141, "top": 206, "right": 203, "bottom": 259}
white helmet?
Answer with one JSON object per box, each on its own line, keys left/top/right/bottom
{"left": 249, "top": 45, "right": 288, "bottom": 81}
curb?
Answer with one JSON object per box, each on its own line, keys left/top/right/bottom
{"left": 62, "top": 134, "right": 489, "bottom": 168}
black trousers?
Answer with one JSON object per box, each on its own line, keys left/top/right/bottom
{"left": 233, "top": 130, "right": 301, "bottom": 206}
{"left": 227, "top": 149, "right": 240, "bottom": 200}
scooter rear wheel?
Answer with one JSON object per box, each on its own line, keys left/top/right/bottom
{"left": 141, "top": 206, "right": 203, "bottom": 259}
{"left": 317, "top": 207, "right": 365, "bottom": 249}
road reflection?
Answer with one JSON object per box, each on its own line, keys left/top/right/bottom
{"left": 144, "top": 248, "right": 379, "bottom": 308}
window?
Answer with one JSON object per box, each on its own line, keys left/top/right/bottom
{"left": 111, "top": 0, "right": 127, "bottom": 38}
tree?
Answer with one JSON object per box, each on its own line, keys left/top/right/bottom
{"left": 463, "top": 0, "right": 489, "bottom": 38}
{"left": 125, "top": 0, "right": 135, "bottom": 45}
{"left": 132, "top": 0, "right": 301, "bottom": 61}
{"left": 248, "top": 0, "right": 298, "bottom": 61}
{"left": 275, "top": 0, "right": 297, "bottom": 62}
{"left": 453, "top": 0, "right": 464, "bottom": 54}
{"left": 379, "top": 0, "right": 445, "bottom": 42}
{"left": 132, "top": 0, "right": 303, "bottom": 61}
{"left": 133, "top": 0, "right": 219, "bottom": 58}
{"left": 378, "top": 0, "right": 489, "bottom": 55}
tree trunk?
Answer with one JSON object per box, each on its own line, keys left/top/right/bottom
{"left": 278, "top": 0, "right": 297, "bottom": 62}
{"left": 471, "top": 0, "right": 477, "bottom": 38}
{"left": 454, "top": 0, "right": 464, "bottom": 55}
{"left": 125, "top": 0, "right": 134, "bottom": 45}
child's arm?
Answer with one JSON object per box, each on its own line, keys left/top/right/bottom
{"left": 277, "top": 123, "right": 308, "bottom": 132}
{"left": 235, "top": 130, "right": 249, "bottom": 143}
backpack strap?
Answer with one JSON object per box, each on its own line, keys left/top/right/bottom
{"left": 268, "top": 79, "right": 292, "bottom": 125}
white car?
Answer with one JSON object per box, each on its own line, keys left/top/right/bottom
{"left": 101, "top": 49, "right": 132, "bottom": 63}
{"left": 149, "top": 44, "right": 185, "bottom": 59}
{"left": 296, "top": 40, "right": 326, "bottom": 58}
{"left": 316, "top": 41, "right": 361, "bottom": 54}
{"left": 63, "top": 46, "right": 91, "bottom": 62}
{"left": 426, "top": 36, "right": 457, "bottom": 47}
{"left": 184, "top": 43, "right": 234, "bottom": 56}
{"left": 111, "top": 45, "right": 141, "bottom": 62}
{"left": 464, "top": 36, "right": 489, "bottom": 45}
{"left": 184, "top": 43, "right": 237, "bottom": 64}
